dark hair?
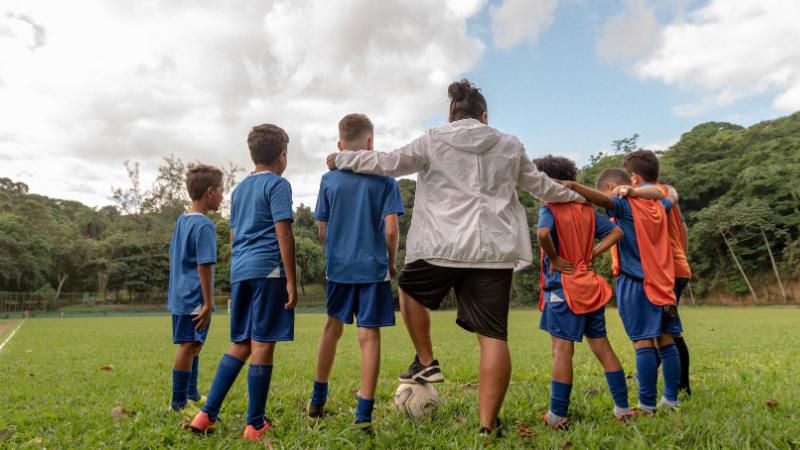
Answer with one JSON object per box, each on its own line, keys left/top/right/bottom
{"left": 448, "top": 79, "right": 487, "bottom": 122}
{"left": 595, "top": 168, "right": 632, "bottom": 191}
{"left": 533, "top": 155, "right": 578, "bottom": 181}
{"left": 247, "top": 123, "right": 289, "bottom": 165}
{"left": 338, "top": 113, "right": 374, "bottom": 143}
{"left": 622, "top": 149, "right": 659, "bottom": 183}
{"left": 186, "top": 164, "right": 223, "bottom": 201}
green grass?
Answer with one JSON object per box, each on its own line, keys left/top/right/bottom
{"left": 0, "top": 308, "right": 798, "bottom": 449}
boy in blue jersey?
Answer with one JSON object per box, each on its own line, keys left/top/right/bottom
{"left": 533, "top": 156, "right": 631, "bottom": 428}
{"left": 307, "top": 114, "right": 404, "bottom": 431}
{"left": 167, "top": 164, "right": 224, "bottom": 411}
{"left": 191, "top": 124, "right": 298, "bottom": 442}
{"left": 562, "top": 169, "right": 683, "bottom": 415}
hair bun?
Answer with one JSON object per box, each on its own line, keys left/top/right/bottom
{"left": 448, "top": 79, "right": 472, "bottom": 102}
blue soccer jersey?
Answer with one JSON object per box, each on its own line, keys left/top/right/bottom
{"left": 315, "top": 170, "right": 404, "bottom": 284}
{"left": 605, "top": 196, "right": 672, "bottom": 279}
{"left": 537, "top": 204, "right": 617, "bottom": 290}
{"left": 230, "top": 171, "right": 294, "bottom": 283}
{"left": 167, "top": 213, "right": 217, "bottom": 315}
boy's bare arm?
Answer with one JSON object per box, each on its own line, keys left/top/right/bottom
{"left": 561, "top": 181, "right": 615, "bottom": 209}
{"left": 275, "top": 220, "right": 298, "bottom": 309}
{"left": 536, "top": 227, "right": 574, "bottom": 275}
{"left": 614, "top": 185, "right": 662, "bottom": 200}
{"left": 229, "top": 229, "right": 234, "bottom": 258}
{"left": 384, "top": 214, "right": 400, "bottom": 278}
{"left": 593, "top": 227, "right": 623, "bottom": 259}
{"left": 318, "top": 221, "right": 328, "bottom": 248}
{"left": 193, "top": 264, "right": 214, "bottom": 331}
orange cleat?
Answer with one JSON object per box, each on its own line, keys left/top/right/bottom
{"left": 189, "top": 411, "right": 217, "bottom": 434}
{"left": 243, "top": 422, "right": 273, "bottom": 441}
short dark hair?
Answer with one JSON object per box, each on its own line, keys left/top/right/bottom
{"left": 186, "top": 164, "right": 223, "bottom": 201}
{"left": 595, "top": 168, "right": 631, "bottom": 191}
{"left": 448, "top": 79, "right": 487, "bottom": 122}
{"left": 622, "top": 150, "right": 659, "bottom": 183}
{"left": 339, "top": 113, "right": 373, "bottom": 143}
{"left": 247, "top": 124, "right": 289, "bottom": 165}
{"left": 533, "top": 155, "right": 578, "bottom": 181}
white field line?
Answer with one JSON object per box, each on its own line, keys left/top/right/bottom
{"left": 0, "top": 320, "right": 24, "bottom": 353}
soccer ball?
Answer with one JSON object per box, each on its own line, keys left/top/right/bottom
{"left": 393, "top": 382, "right": 440, "bottom": 420}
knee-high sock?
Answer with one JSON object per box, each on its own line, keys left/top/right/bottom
{"left": 188, "top": 355, "right": 201, "bottom": 400}
{"left": 635, "top": 347, "right": 658, "bottom": 408}
{"left": 202, "top": 354, "right": 245, "bottom": 421}
{"left": 658, "top": 344, "right": 681, "bottom": 403}
{"left": 673, "top": 336, "right": 691, "bottom": 394}
{"left": 355, "top": 396, "right": 375, "bottom": 424}
{"left": 549, "top": 380, "right": 572, "bottom": 418}
{"left": 171, "top": 369, "right": 192, "bottom": 410}
{"left": 604, "top": 370, "right": 629, "bottom": 409}
{"left": 246, "top": 364, "right": 273, "bottom": 428}
{"left": 311, "top": 380, "right": 328, "bottom": 406}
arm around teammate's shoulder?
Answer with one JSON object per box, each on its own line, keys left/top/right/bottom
{"left": 517, "top": 149, "right": 584, "bottom": 203}
{"left": 331, "top": 135, "right": 429, "bottom": 177}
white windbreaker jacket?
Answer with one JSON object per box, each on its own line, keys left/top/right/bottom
{"left": 335, "top": 119, "right": 584, "bottom": 270}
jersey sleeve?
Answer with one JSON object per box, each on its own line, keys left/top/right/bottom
{"left": 606, "top": 196, "right": 627, "bottom": 218}
{"left": 315, "top": 178, "right": 330, "bottom": 222}
{"left": 195, "top": 223, "right": 217, "bottom": 265}
{"left": 382, "top": 179, "right": 405, "bottom": 217}
{"left": 594, "top": 211, "right": 617, "bottom": 239}
{"left": 269, "top": 178, "right": 294, "bottom": 222}
{"left": 661, "top": 198, "right": 673, "bottom": 213}
{"left": 537, "top": 205, "right": 554, "bottom": 229}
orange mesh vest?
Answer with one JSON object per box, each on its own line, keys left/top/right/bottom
{"left": 656, "top": 184, "right": 692, "bottom": 278}
{"left": 610, "top": 197, "right": 676, "bottom": 306}
{"left": 538, "top": 203, "right": 612, "bottom": 314}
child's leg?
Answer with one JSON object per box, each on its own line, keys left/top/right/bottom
{"left": 311, "top": 317, "right": 344, "bottom": 407}
{"left": 547, "top": 336, "right": 574, "bottom": 423}
{"left": 173, "top": 342, "right": 200, "bottom": 410}
{"left": 587, "top": 337, "right": 630, "bottom": 414}
{"left": 246, "top": 341, "right": 276, "bottom": 429}
{"left": 633, "top": 338, "right": 658, "bottom": 412}
{"left": 356, "top": 327, "right": 380, "bottom": 424}
{"left": 188, "top": 346, "right": 202, "bottom": 401}
{"left": 202, "top": 342, "right": 250, "bottom": 420}
{"left": 656, "top": 332, "right": 681, "bottom": 405}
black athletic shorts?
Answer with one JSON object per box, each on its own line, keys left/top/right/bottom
{"left": 398, "top": 259, "right": 513, "bottom": 341}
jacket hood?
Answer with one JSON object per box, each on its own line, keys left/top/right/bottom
{"left": 431, "top": 118, "right": 501, "bottom": 154}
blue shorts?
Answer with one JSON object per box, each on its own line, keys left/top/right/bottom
{"left": 172, "top": 314, "right": 210, "bottom": 344}
{"left": 230, "top": 278, "right": 294, "bottom": 343}
{"left": 616, "top": 273, "right": 683, "bottom": 341}
{"left": 539, "top": 288, "right": 606, "bottom": 342}
{"left": 327, "top": 281, "right": 396, "bottom": 328}
{"left": 674, "top": 277, "right": 689, "bottom": 304}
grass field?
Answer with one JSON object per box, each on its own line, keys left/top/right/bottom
{"left": 1, "top": 308, "right": 799, "bottom": 449}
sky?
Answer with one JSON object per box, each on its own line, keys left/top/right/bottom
{"left": 1, "top": 0, "right": 799, "bottom": 209}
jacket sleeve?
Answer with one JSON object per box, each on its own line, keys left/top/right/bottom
{"left": 517, "top": 149, "right": 584, "bottom": 203}
{"left": 335, "top": 135, "right": 428, "bottom": 177}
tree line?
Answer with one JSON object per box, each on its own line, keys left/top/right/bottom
{"left": 1, "top": 113, "right": 798, "bottom": 305}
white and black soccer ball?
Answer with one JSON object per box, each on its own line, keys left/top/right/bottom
{"left": 393, "top": 382, "right": 440, "bottom": 420}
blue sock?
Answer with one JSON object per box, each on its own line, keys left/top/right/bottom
{"left": 202, "top": 354, "right": 245, "bottom": 421}
{"left": 658, "top": 344, "right": 681, "bottom": 402}
{"left": 171, "top": 369, "right": 192, "bottom": 410}
{"left": 635, "top": 347, "right": 658, "bottom": 408}
{"left": 549, "top": 380, "right": 572, "bottom": 418}
{"left": 246, "top": 364, "right": 273, "bottom": 428}
{"left": 188, "top": 355, "right": 200, "bottom": 401}
{"left": 355, "top": 396, "right": 375, "bottom": 424}
{"left": 311, "top": 380, "right": 328, "bottom": 406}
{"left": 604, "top": 370, "right": 629, "bottom": 409}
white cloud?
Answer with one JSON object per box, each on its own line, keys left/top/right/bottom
{"left": 635, "top": 0, "right": 800, "bottom": 115}
{"left": 596, "top": 0, "right": 660, "bottom": 61}
{"left": 490, "top": 0, "right": 558, "bottom": 49}
{"left": 0, "top": 0, "right": 484, "bottom": 207}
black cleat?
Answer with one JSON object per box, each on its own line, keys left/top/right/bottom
{"left": 478, "top": 418, "right": 503, "bottom": 438}
{"left": 307, "top": 403, "right": 327, "bottom": 418}
{"left": 399, "top": 355, "right": 444, "bottom": 384}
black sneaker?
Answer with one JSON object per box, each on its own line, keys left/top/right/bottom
{"left": 398, "top": 355, "right": 444, "bottom": 383}
{"left": 355, "top": 421, "right": 374, "bottom": 436}
{"left": 307, "top": 402, "right": 327, "bottom": 418}
{"left": 478, "top": 418, "right": 503, "bottom": 438}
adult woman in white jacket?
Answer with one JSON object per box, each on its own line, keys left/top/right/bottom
{"left": 326, "top": 79, "right": 583, "bottom": 435}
